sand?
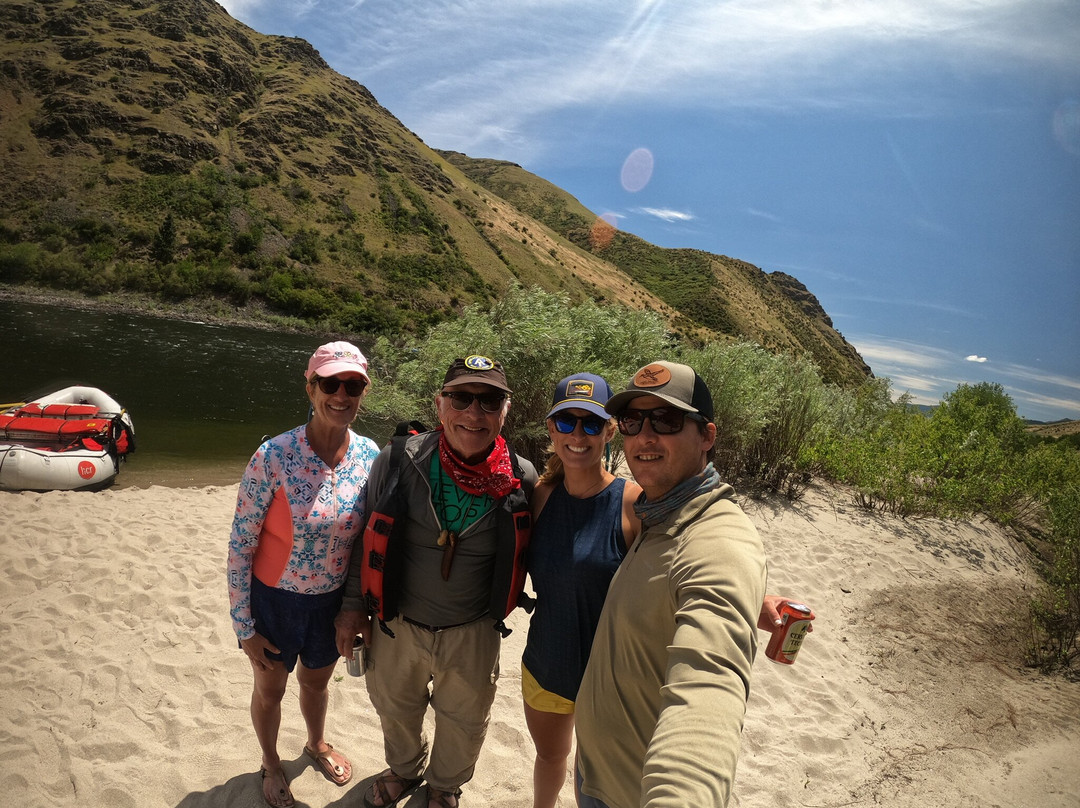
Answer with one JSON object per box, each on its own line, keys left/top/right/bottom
{"left": 1, "top": 482, "right": 1077, "bottom": 808}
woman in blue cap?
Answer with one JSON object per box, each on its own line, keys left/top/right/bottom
{"left": 521, "top": 373, "right": 642, "bottom": 808}
{"left": 522, "top": 374, "right": 806, "bottom": 808}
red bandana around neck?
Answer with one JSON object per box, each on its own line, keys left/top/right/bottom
{"left": 437, "top": 430, "right": 519, "bottom": 498}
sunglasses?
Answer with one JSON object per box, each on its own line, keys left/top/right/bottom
{"left": 552, "top": 413, "right": 608, "bottom": 436}
{"left": 313, "top": 376, "right": 367, "bottom": 397}
{"left": 616, "top": 407, "right": 705, "bottom": 436}
{"left": 442, "top": 391, "right": 507, "bottom": 413}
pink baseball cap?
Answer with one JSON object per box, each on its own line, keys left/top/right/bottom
{"left": 305, "top": 341, "right": 370, "bottom": 382}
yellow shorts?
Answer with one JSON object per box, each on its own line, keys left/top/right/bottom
{"left": 521, "top": 662, "right": 575, "bottom": 715}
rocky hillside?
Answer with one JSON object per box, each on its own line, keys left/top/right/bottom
{"left": 0, "top": 0, "right": 870, "bottom": 386}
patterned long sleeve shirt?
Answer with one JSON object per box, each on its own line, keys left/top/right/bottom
{"left": 227, "top": 425, "right": 380, "bottom": 640}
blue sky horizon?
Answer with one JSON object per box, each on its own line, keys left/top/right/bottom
{"left": 220, "top": 0, "right": 1080, "bottom": 422}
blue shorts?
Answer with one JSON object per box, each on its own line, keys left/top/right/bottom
{"left": 250, "top": 577, "right": 344, "bottom": 672}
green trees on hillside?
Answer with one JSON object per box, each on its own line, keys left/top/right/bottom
{"left": 0, "top": 165, "right": 480, "bottom": 335}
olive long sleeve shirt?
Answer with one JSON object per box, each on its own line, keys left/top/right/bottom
{"left": 575, "top": 484, "right": 767, "bottom": 808}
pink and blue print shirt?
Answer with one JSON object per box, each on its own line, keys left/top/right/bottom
{"left": 228, "top": 424, "right": 380, "bottom": 640}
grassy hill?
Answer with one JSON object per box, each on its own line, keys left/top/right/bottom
{"left": 0, "top": 0, "right": 869, "bottom": 386}
{"left": 439, "top": 152, "right": 871, "bottom": 385}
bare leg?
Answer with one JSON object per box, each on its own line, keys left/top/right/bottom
{"left": 524, "top": 702, "right": 575, "bottom": 808}
{"left": 250, "top": 659, "right": 293, "bottom": 806}
{"left": 297, "top": 661, "right": 352, "bottom": 783}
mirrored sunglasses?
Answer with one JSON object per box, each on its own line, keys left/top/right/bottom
{"left": 552, "top": 413, "right": 608, "bottom": 436}
{"left": 314, "top": 376, "right": 367, "bottom": 396}
{"left": 442, "top": 391, "right": 507, "bottom": 413}
{"left": 616, "top": 407, "right": 704, "bottom": 436}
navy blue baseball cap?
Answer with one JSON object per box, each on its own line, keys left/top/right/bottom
{"left": 546, "top": 373, "right": 613, "bottom": 420}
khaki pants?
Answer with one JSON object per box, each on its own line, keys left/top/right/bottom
{"left": 367, "top": 615, "right": 501, "bottom": 791}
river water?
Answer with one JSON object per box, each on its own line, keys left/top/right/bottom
{"left": 0, "top": 298, "right": 390, "bottom": 488}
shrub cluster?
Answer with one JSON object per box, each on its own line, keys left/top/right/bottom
{"left": 365, "top": 287, "right": 1079, "bottom": 674}
{"left": 362, "top": 284, "right": 673, "bottom": 463}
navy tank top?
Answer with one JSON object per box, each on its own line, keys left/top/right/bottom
{"left": 522, "top": 477, "right": 627, "bottom": 702}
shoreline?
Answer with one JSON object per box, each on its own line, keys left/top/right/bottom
{"left": 6, "top": 285, "right": 1078, "bottom": 432}
{"left": 0, "top": 283, "right": 342, "bottom": 339}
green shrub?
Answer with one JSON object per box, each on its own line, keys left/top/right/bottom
{"left": 363, "top": 284, "right": 671, "bottom": 462}
{"left": 0, "top": 243, "right": 42, "bottom": 283}
{"left": 684, "top": 343, "right": 827, "bottom": 497}
{"left": 922, "top": 383, "right": 1031, "bottom": 520}
{"left": 288, "top": 228, "right": 321, "bottom": 264}
{"left": 1022, "top": 442, "right": 1080, "bottom": 672}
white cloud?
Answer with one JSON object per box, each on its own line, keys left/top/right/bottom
{"left": 850, "top": 337, "right": 952, "bottom": 372}
{"left": 746, "top": 207, "right": 782, "bottom": 223}
{"left": 217, "top": 0, "right": 270, "bottom": 15}
{"left": 849, "top": 334, "right": 1080, "bottom": 420}
{"left": 258, "top": 0, "right": 1080, "bottom": 158}
{"left": 846, "top": 295, "right": 974, "bottom": 318}
{"left": 993, "top": 362, "right": 1080, "bottom": 394}
{"left": 1006, "top": 387, "right": 1080, "bottom": 420}
{"left": 636, "top": 207, "right": 694, "bottom": 223}
{"left": 888, "top": 373, "right": 943, "bottom": 398}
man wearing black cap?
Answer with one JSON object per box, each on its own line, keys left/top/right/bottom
{"left": 574, "top": 361, "right": 768, "bottom": 808}
{"left": 335, "top": 355, "right": 537, "bottom": 808}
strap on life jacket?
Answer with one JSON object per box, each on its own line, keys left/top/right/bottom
{"left": 491, "top": 447, "right": 535, "bottom": 637}
{"left": 360, "top": 435, "right": 409, "bottom": 636}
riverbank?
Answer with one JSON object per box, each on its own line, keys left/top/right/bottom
{"left": 0, "top": 283, "right": 340, "bottom": 340}
{"left": 1, "top": 481, "right": 1077, "bottom": 808}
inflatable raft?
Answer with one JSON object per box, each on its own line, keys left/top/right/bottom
{"left": 0, "top": 386, "right": 136, "bottom": 491}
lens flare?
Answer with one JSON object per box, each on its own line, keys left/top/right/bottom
{"left": 621, "top": 147, "right": 654, "bottom": 192}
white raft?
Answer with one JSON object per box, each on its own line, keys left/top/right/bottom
{"left": 0, "top": 386, "right": 136, "bottom": 491}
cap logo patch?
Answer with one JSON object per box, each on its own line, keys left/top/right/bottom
{"left": 634, "top": 363, "right": 671, "bottom": 388}
{"left": 465, "top": 355, "right": 495, "bottom": 371}
{"left": 568, "top": 380, "right": 595, "bottom": 398}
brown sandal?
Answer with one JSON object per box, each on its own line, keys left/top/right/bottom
{"left": 259, "top": 766, "right": 295, "bottom": 808}
{"left": 426, "top": 785, "right": 461, "bottom": 808}
{"left": 304, "top": 743, "right": 352, "bottom": 785}
{"left": 363, "top": 768, "right": 423, "bottom": 808}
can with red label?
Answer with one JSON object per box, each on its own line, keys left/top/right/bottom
{"left": 765, "top": 602, "right": 815, "bottom": 665}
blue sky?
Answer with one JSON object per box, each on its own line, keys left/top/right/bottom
{"left": 219, "top": 0, "right": 1080, "bottom": 422}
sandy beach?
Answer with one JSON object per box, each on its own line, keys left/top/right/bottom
{"left": 1, "top": 482, "right": 1077, "bottom": 808}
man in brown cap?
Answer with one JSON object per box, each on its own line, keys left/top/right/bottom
{"left": 336, "top": 355, "right": 536, "bottom": 808}
{"left": 574, "top": 361, "right": 768, "bottom": 808}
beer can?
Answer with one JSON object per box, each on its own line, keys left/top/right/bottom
{"left": 345, "top": 638, "right": 366, "bottom": 677}
{"left": 765, "top": 602, "right": 815, "bottom": 665}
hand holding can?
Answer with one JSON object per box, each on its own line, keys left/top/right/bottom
{"left": 765, "top": 602, "right": 815, "bottom": 665}
{"left": 345, "top": 637, "right": 366, "bottom": 676}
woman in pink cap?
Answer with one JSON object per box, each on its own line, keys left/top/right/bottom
{"left": 227, "top": 341, "right": 380, "bottom": 807}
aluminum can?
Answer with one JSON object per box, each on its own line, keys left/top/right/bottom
{"left": 345, "top": 638, "right": 366, "bottom": 677}
{"left": 765, "top": 602, "right": 815, "bottom": 665}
